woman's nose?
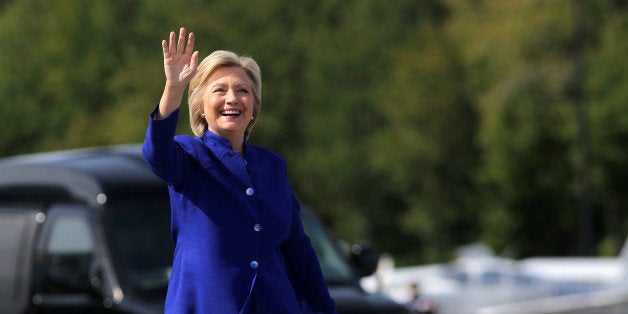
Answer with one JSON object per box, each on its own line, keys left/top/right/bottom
{"left": 225, "top": 88, "right": 238, "bottom": 104}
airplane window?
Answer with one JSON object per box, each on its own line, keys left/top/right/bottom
{"left": 481, "top": 272, "right": 501, "bottom": 285}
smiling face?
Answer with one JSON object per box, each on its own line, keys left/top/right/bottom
{"left": 202, "top": 66, "right": 255, "bottom": 149}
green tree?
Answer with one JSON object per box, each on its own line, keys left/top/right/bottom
{"left": 446, "top": 0, "right": 628, "bottom": 257}
{"left": 586, "top": 3, "right": 628, "bottom": 255}
{"left": 1, "top": 0, "right": 627, "bottom": 265}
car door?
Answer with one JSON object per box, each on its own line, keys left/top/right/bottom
{"left": 30, "top": 204, "right": 107, "bottom": 314}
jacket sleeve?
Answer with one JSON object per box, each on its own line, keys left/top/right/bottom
{"left": 141, "top": 104, "right": 186, "bottom": 190}
{"left": 281, "top": 194, "right": 338, "bottom": 314}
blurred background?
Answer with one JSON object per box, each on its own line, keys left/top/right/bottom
{"left": 0, "top": 0, "right": 626, "bottom": 271}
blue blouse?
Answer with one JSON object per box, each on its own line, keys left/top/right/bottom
{"left": 142, "top": 107, "right": 337, "bottom": 314}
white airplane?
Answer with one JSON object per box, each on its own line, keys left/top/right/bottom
{"left": 517, "top": 243, "right": 628, "bottom": 288}
{"left": 361, "top": 241, "right": 628, "bottom": 314}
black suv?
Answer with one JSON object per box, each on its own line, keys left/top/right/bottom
{"left": 0, "top": 145, "right": 407, "bottom": 314}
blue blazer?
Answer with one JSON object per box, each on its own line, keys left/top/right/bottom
{"left": 142, "top": 108, "right": 336, "bottom": 314}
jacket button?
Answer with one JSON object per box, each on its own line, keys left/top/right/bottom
{"left": 250, "top": 261, "right": 259, "bottom": 269}
{"left": 246, "top": 187, "right": 255, "bottom": 196}
{"left": 253, "top": 223, "right": 262, "bottom": 232}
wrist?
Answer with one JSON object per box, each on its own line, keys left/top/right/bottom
{"left": 164, "top": 82, "right": 187, "bottom": 93}
{"left": 157, "top": 85, "right": 186, "bottom": 119}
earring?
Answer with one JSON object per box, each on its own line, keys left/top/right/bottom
{"left": 201, "top": 113, "right": 205, "bottom": 119}
{"left": 251, "top": 116, "right": 255, "bottom": 120}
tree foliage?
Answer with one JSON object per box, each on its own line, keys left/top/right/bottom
{"left": 1, "top": 0, "right": 626, "bottom": 264}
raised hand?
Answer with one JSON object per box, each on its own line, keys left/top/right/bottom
{"left": 157, "top": 27, "right": 199, "bottom": 119}
{"left": 162, "top": 27, "right": 199, "bottom": 90}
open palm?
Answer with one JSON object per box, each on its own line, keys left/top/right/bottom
{"left": 162, "top": 27, "right": 199, "bottom": 89}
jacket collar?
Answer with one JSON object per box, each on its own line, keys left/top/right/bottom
{"left": 193, "top": 132, "right": 253, "bottom": 193}
{"left": 201, "top": 130, "right": 248, "bottom": 158}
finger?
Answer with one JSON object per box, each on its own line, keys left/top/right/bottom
{"left": 162, "top": 39, "right": 168, "bottom": 57}
{"left": 185, "top": 32, "right": 195, "bottom": 56}
{"left": 190, "top": 51, "right": 199, "bottom": 69}
{"left": 177, "top": 27, "right": 186, "bottom": 53}
{"left": 168, "top": 31, "right": 176, "bottom": 55}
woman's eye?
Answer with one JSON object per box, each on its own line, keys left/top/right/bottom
{"left": 239, "top": 88, "right": 249, "bottom": 94}
{"left": 213, "top": 88, "right": 225, "bottom": 93}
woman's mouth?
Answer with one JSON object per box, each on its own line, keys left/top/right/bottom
{"left": 220, "top": 110, "right": 242, "bottom": 117}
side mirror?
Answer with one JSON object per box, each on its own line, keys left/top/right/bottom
{"left": 349, "top": 243, "right": 379, "bottom": 277}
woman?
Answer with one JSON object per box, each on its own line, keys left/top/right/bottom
{"left": 142, "top": 28, "right": 337, "bottom": 313}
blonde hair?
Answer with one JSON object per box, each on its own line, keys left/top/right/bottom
{"left": 188, "top": 50, "right": 262, "bottom": 138}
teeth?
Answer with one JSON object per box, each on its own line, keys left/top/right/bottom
{"left": 221, "top": 110, "right": 241, "bottom": 116}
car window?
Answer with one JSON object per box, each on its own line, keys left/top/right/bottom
{"left": 102, "top": 195, "right": 173, "bottom": 300}
{"left": 48, "top": 216, "right": 94, "bottom": 254}
{"left": 300, "top": 209, "right": 355, "bottom": 285}
{"left": 35, "top": 207, "right": 96, "bottom": 295}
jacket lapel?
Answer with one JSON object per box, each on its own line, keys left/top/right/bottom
{"left": 193, "top": 137, "right": 259, "bottom": 218}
